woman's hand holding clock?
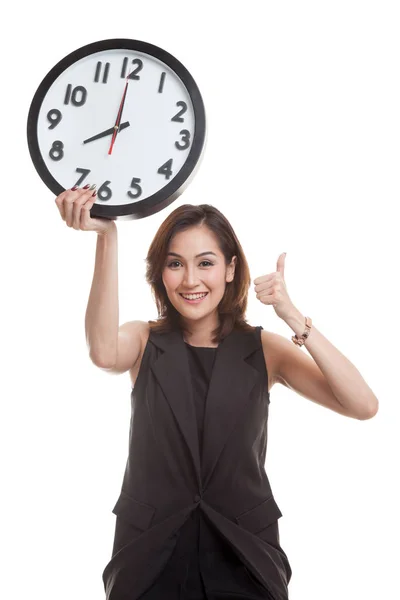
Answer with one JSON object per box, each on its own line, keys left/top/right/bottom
{"left": 54, "top": 186, "right": 116, "bottom": 235}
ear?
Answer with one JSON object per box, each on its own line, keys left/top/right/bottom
{"left": 226, "top": 255, "right": 237, "bottom": 282}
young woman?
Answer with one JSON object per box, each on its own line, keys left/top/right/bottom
{"left": 56, "top": 186, "right": 378, "bottom": 600}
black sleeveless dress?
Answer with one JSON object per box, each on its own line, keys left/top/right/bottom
{"left": 137, "top": 341, "right": 272, "bottom": 600}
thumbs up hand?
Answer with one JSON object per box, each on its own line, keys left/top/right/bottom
{"left": 253, "top": 253, "right": 297, "bottom": 322}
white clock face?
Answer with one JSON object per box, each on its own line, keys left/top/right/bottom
{"left": 28, "top": 41, "right": 206, "bottom": 218}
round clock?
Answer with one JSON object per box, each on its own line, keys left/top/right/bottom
{"left": 27, "top": 38, "right": 207, "bottom": 220}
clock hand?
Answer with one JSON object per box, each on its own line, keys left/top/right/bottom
{"left": 108, "top": 74, "right": 131, "bottom": 155}
{"left": 83, "top": 121, "right": 130, "bottom": 144}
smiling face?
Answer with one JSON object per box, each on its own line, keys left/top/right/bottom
{"left": 162, "top": 225, "right": 236, "bottom": 329}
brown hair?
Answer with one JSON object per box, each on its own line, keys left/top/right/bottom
{"left": 145, "top": 203, "right": 256, "bottom": 344}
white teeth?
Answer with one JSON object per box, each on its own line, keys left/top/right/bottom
{"left": 181, "top": 293, "right": 207, "bottom": 300}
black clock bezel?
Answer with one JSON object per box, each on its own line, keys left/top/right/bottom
{"left": 27, "top": 38, "right": 206, "bottom": 220}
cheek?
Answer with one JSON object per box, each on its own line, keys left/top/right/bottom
{"left": 208, "top": 269, "right": 226, "bottom": 288}
{"left": 162, "top": 269, "right": 180, "bottom": 291}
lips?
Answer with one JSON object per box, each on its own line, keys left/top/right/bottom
{"left": 179, "top": 292, "right": 209, "bottom": 303}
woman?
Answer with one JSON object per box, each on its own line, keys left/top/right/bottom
{"left": 56, "top": 185, "right": 379, "bottom": 600}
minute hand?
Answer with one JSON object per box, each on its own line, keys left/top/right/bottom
{"left": 108, "top": 78, "right": 130, "bottom": 155}
{"left": 83, "top": 121, "right": 130, "bottom": 144}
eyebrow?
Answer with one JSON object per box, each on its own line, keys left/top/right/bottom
{"left": 167, "top": 251, "right": 217, "bottom": 259}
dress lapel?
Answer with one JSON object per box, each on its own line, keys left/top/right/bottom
{"left": 150, "top": 327, "right": 261, "bottom": 491}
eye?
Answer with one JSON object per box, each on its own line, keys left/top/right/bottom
{"left": 200, "top": 260, "right": 213, "bottom": 267}
{"left": 166, "top": 260, "right": 214, "bottom": 268}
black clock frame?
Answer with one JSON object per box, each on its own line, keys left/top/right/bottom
{"left": 27, "top": 38, "right": 206, "bottom": 220}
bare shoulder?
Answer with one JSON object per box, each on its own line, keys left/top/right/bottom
{"left": 139, "top": 320, "right": 151, "bottom": 348}
{"left": 129, "top": 320, "right": 150, "bottom": 387}
{"left": 133, "top": 319, "right": 151, "bottom": 351}
{"left": 260, "top": 329, "right": 288, "bottom": 393}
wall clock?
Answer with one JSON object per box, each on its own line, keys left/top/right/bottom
{"left": 27, "top": 38, "right": 207, "bottom": 220}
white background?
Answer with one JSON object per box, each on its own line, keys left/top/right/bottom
{"left": 1, "top": 1, "right": 399, "bottom": 599}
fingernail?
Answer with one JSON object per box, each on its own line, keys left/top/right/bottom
{"left": 92, "top": 190, "right": 97, "bottom": 197}
{"left": 89, "top": 183, "right": 97, "bottom": 190}
{"left": 83, "top": 184, "right": 90, "bottom": 189}
{"left": 71, "top": 186, "right": 78, "bottom": 191}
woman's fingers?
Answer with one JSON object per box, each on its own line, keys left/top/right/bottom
{"left": 71, "top": 187, "right": 97, "bottom": 229}
{"left": 55, "top": 185, "right": 95, "bottom": 227}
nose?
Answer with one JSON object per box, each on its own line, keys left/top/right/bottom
{"left": 182, "top": 266, "right": 198, "bottom": 287}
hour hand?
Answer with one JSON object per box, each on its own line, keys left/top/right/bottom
{"left": 83, "top": 121, "right": 130, "bottom": 144}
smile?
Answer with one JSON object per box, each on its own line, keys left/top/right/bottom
{"left": 179, "top": 292, "right": 209, "bottom": 304}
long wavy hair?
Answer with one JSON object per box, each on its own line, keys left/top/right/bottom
{"left": 145, "top": 203, "right": 256, "bottom": 344}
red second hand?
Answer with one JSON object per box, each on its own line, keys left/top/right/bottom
{"left": 108, "top": 72, "right": 131, "bottom": 155}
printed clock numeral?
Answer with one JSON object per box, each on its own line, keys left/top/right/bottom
{"left": 74, "top": 168, "right": 91, "bottom": 187}
{"left": 94, "top": 61, "right": 110, "bottom": 84}
{"left": 158, "top": 159, "right": 173, "bottom": 180}
{"left": 47, "top": 109, "right": 62, "bottom": 129}
{"left": 175, "top": 129, "right": 191, "bottom": 150}
{"left": 97, "top": 181, "right": 113, "bottom": 201}
{"left": 121, "top": 57, "right": 143, "bottom": 80}
{"left": 171, "top": 101, "right": 187, "bottom": 123}
{"left": 64, "top": 84, "right": 87, "bottom": 107}
{"left": 49, "top": 140, "right": 64, "bottom": 161}
{"left": 158, "top": 72, "right": 166, "bottom": 93}
{"left": 127, "top": 177, "right": 143, "bottom": 199}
